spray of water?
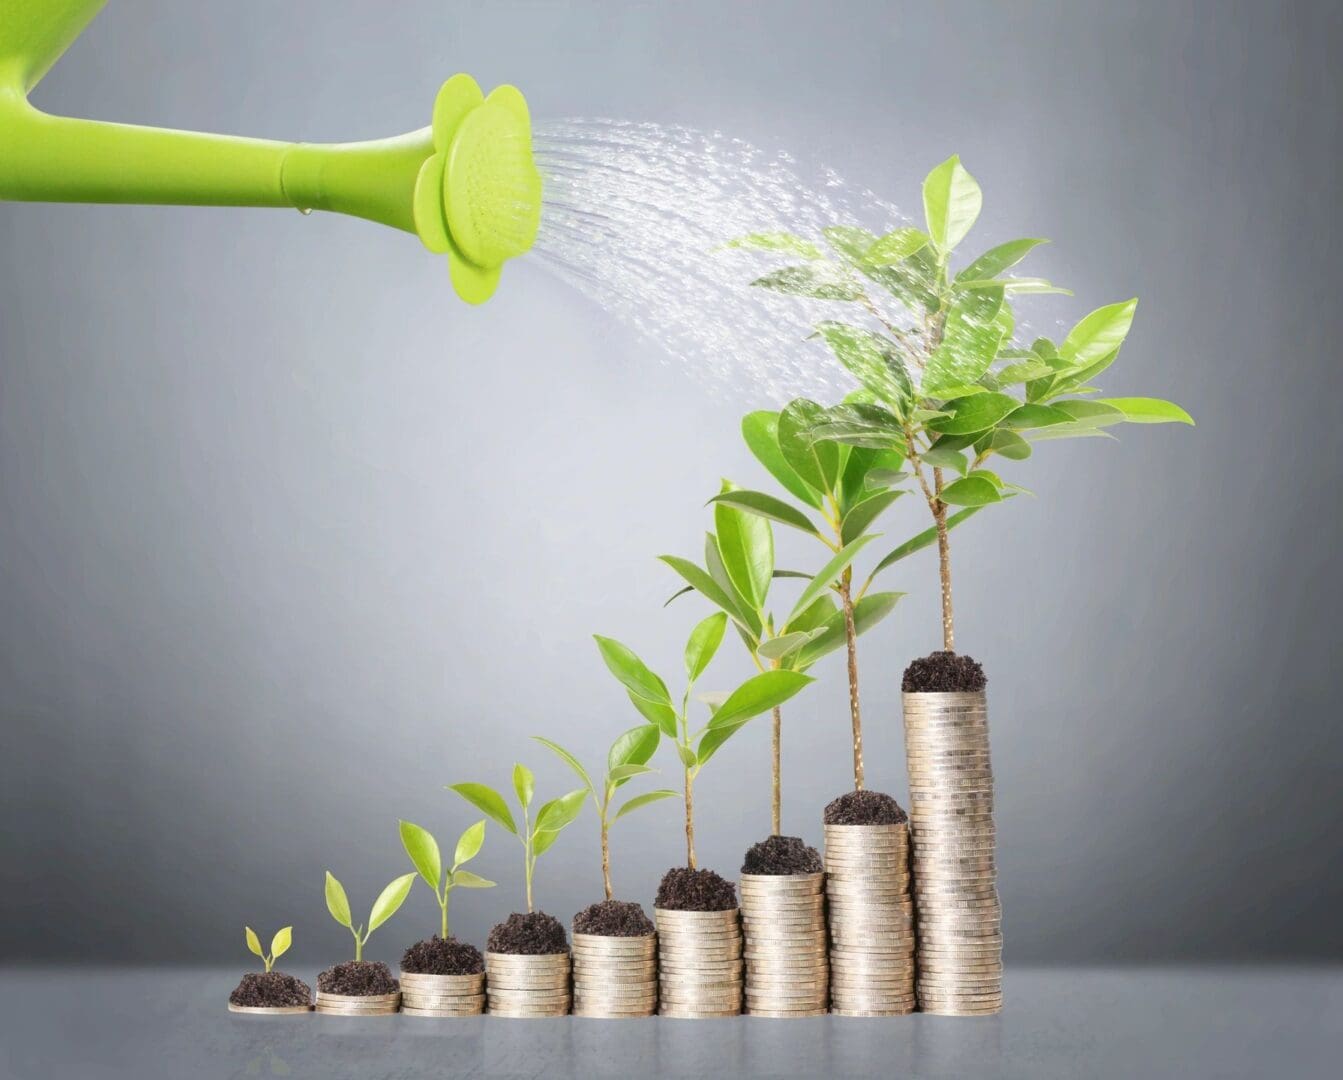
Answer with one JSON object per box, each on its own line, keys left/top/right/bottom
{"left": 533, "top": 119, "right": 921, "bottom": 404}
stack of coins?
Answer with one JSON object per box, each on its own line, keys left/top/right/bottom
{"left": 484, "top": 952, "right": 571, "bottom": 1017}
{"left": 654, "top": 908, "right": 742, "bottom": 1018}
{"left": 739, "top": 872, "right": 827, "bottom": 1017}
{"left": 571, "top": 932, "right": 657, "bottom": 1018}
{"left": 227, "top": 1002, "right": 312, "bottom": 1015}
{"left": 398, "top": 971, "right": 485, "bottom": 1017}
{"left": 903, "top": 690, "right": 1002, "bottom": 1016}
{"left": 313, "top": 989, "right": 400, "bottom": 1016}
{"left": 823, "top": 822, "right": 916, "bottom": 1016}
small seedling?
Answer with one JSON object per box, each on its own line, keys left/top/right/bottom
{"left": 398, "top": 818, "right": 497, "bottom": 940}
{"left": 533, "top": 726, "right": 679, "bottom": 900}
{"left": 449, "top": 766, "right": 587, "bottom": 913}
{"left": 324, "top": 870, "right": 416, "bottom": 962}
{"left": 595, "top": 613, "right": 811, "bottom": 868}
{"left": 244, "top": 925, "right": 292, "bottom": 973}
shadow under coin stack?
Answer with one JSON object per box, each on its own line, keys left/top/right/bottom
{"left": 739, "top": 872, "right": 828, "bottom": 1017}
{"left": 903, "top": 690, "right": 1003, "bottom": 1015}
{"left": 571, "top": 932, "right": 658, "bottom": 1018}
{"left": 484, "top": 952, "right": 571, "bottom": 1017}
{"left": 823, "top": 823, "right": 917, "bottom": 1016}
{"left": 654, "top": 908, "right": 743, "bottom": 1018}
{"left": 398, "top": 971, "right": 485, "bottom": 1017}
{"left": 314, "top": 989, "right": 400, "bottom": 1016}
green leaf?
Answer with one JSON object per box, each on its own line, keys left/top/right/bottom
{"left": 454, "top": 820, "right": 486, "bottom": 868}
{"left": 756, "top": 629, "right": 826, "bottom": 661}
{"left": 593, "top": 635, "right": 671, "bottom": 705}
{"left": 957, "top": 238, "right": 1047, "bottom": 282}
{"left": 531, "top": 736, "right": 595, "bottom": 797}
{"left": 703, "top": 532, "right": 761, "bottom": 636}
{"left": 752, "top": 265, "right": 862, "bottom": 301}
{"left": 707, "top": 489, "right": 821, "bottom": 537}
{"left": 1002, "top": 403, "right": 1074, "bottom": 430}
{"left": 938, "top": 475, "right": 1003, "bottom": 507}
{"left": 398, "top": 819, "right": 442, "bottom": 891}
{"left": 787, "top": 533, "right": 880, "bottom": 625}
{"left": 451, "top": 869, "right": 495, "bottom": 888}
{"left": 658, "top": 556, "right": 742, "bottom": 624}
{"left": 866, "top": 507, "right": 983, "bottom": 583}
{"left": 923, "top": 155, "right": 982, "bottom": 251}
{"left": 794, "top": 591, "right": 903, "bottom": 667}
{"left": 784, "top": 593, "right": 837, "bottom": 635}
{"left": 614, "top": 789, "right": 680, "bottom": 821}
{"left": 695, "top": 720, "right": 751, "bottom": 768}
{"left": 815, "top": 321, "right": 913, "bottom": 416}
{"left": 714, "top": 482, "right": 773, "bottom": 610}
{"left": 707, "top": 669, "right": 813, "bottom": 731}
{"left": 779, "top": 399, "right": 840, "bottom": 494}
{"left": 741, "top": 411, "right": 824, "bottom": 510}
{"left": 933, "top": 384, "right": 988, "bottom": 400}
{"left": 608, "top": 723, "right": 662, "bottom": 777}
{"left": 270, "top": 927, "right": 292, "bottom": 961}
{"left": 245, "top": 926, "right": 264, "bottom": 959}
{"left": 993, "top": 360, "right": 1056, "bottom": 385}
{"left": 675, "top": 743, "right": 699, "bottom": 770}
{"left": 1060, "top": 299, "right": 1138, "bottom": 369}
{"left": 367, "top": 874, "right": 416, "bottom": 934}
{"left": 512, "top": 763, "right": 534, "bottom": 810}
{"left": 685, "top": 611, "right": 729, "bottom": 684}
{"left": 841, "top": 489, "right": 903, "bottom": 544}
{"left": 922, "top": 288, "right": 1005, "bottom": 396}
{"left": 448, "top": 782, "right": 518, "bottom": 836}
{"left": 626, "top": 690, "right": 680, "bottom": 740}
{"left": 921, "top": 444, "right": 968, "bottom": 476}
{"left": 324, "top": 871, "right": 352, "bottom": 930}
{"left": 607, "top": 763, "right": 654, "bottom": 782}
{"left": 864, "top": 227, "right": 929, "bottom": 266}
{"left": 534, "top": 788, "right": 589, "bottom": 834}
{"left": 928, "top": 392, "right": 1021, "bottom": 435}
{"left": 1027, "top": 424, "right": 1118, "bottom": 443}
{"left": 1093, "top": 397, "right": 1194, "bottom": 425}
{"left": 724, "top": 232, "right": 823, "bottom": 260}
{"left": 1050, "top": 400, "right": 1126, "bottom": 427}
{"left": 980, "top": 429, "right": 1032, "bottom": 460}
{"left": 822, "top": 226, "right": 878, "bottom": 266}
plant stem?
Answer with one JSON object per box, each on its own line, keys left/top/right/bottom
{"left": 441, "top": 891, "right": 450, "bottom": 940}
{"left": 770, "top": 704, "right": 782, "bottom": 835}
{"left": 839, "top": 566, "right": 864, "bottom": 791}
{"left": 932, "top": 467, "right": 955, "bottom": 652}
{"left": 684, "top": 764, "right": 697, "bottom": 869}
{"left": 522, "top": 802, "right": 534, "bottom": 913}
{"left": 353, "top": 929, "right": 363, "bottom": 963}
{"left": 601, "top": 817, "right": 613, "bottom": 901}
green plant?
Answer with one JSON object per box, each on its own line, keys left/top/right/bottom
{"left": 731, "top": 155, "right": 1192, "bottom": 653}
{"left": 398, "top": 819, "right": 497, "bottom": 940}
{"left": 533, "top": 726, "right": 679, "bottom": 901}
{"left": 448, "top": 767, "right": 587, "bottom": 913}
{"left": 594, "top": 613, "right": 812, "bottom": 868}
{"left": 324, "top": 870, "right": 416, "bottom": 962}
{"left": 662, "top": 479, "right": 903, "bottom": 820}
{"left": 244, "top": 925, "right": 292, "bottom": 973}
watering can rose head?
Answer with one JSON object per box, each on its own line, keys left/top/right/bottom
{"left": 413, "top": 74, "right": 543, "bottom": 304}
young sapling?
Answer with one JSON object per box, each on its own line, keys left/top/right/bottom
{"left": 229, "top": 925, "right": 311, "bottom": 1010}
{"left": 324, "top": 870, "right": 416, "bottom": 963}
{"left": 398, "top": 819, "right": 496, "bottom": 940}
{"left": 245, "top": 925, "right": 292, "bottom": 974}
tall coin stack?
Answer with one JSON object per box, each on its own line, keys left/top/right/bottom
{"left": 398, "top": 971, "right": 485, "bottom": 1017}
{"left": 903, "top": 690, "right": 1002, "bottom": 1015}
{"left": 484, "top": 951, "right": 571, "bottom": 1017}
{"left": 823, "top": 822, "right": 916, "bottom": 1016}
{"left": 654, "top": 908, "right": 743, "bottom": 1018}
{"left": 571, "top": 932, "right": 657, "bottom": 1018}
{"left": 739, "top": 873, "right": 828, "bottom": 1017}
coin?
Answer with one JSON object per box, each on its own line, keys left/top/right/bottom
{"left": 227, "top": 1003, "right": 313, "bottom": 1015}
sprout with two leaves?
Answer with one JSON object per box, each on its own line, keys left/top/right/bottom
{"left": 449, "top": 767, "right": 587, "bottom": 913}
{"left": 244, "top": 925, "right": 292, "bottom": 974}
{"left": 594, "top": 613, "right": 812, "bottom": 868}
{"left": 398, "top": 819, "right": 496, "bottom": 941}
{"left": 533, "top": 725, "right": 679, "bottom": 901}
{"left": 324, "top": 870, "right": 416, "bottom": 962}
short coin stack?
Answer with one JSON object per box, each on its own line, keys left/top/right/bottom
{"left": 571, "top": 932, "right": 657, "bottom": 1018}
{"left": 823, "top": 822, "right": 916, "bottom": 1016}
{"left": 654, "top": 908, "right": 743, "bottom": 1018}
{"left": 903, "top": 690, "right": 1002, "bottom": 1015}
{"left": 484, "top": 952, "right": 571, "bottom": 1017}
{"left": 739, "top": 872, "right": 828, "bottom": 1017}
{"left": 398, "top": 971, "right": 485, "bottom": 1017}
{"left": 314, "top": 989, "right": 400, "bottom": 1016}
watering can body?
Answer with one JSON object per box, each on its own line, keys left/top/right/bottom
{"left": 0, "top": 0, "right": 540, "bottom": 303}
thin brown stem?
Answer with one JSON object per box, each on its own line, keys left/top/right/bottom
{"left": 601, "top": 819, "right": 612, "bottom": 901}
{"left": 684, "top": 767, "right": 697, "bottom": 869}
{"left": 933, "top": 468, "right": 954, "bottom": 652}
{"left": 839, "top": 567, "right": 864, "bottom": 791}
{"left": 770, "top": 705, "right": 782, "bottom": 835}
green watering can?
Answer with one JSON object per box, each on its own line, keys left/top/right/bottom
{"left": 0, "top": 0, "right": 542, "bottom": 303}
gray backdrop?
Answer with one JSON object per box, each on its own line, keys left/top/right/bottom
{"left": 2, "top": 0, "right": 1339, "bottom": 968}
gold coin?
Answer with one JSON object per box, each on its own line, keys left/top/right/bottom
{"left": 401, "top": 1004, "right": 483, "bottom": 1018}
{"left": 227, "top": 1003, "right": 313, "bottom": 1015}
{"left": 314, "top": 992, "right": 399, "bottom": 1006}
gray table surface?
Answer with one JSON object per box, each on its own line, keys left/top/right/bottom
{"left": 1, "top": 967, "right": 1338, "bottom": 1079}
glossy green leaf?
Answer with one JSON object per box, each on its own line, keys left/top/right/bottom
{"left": 822, "top": 226, "right": 878, "bottom": 266}
{"left": 448, "top": 783, "right": 518, "bottom": 836}
{"left": 399, "top": 820, "right": 442, "bottom": 891}
{"left": 531, "top": 829, "right": 561, "bottom": 856}
{"left": 1002, "top": 403, "right": 1074, "bottom": 430}
{"left": 841, "top": 489, "right": 904, "bottom": 544}
{"left": 1094, "top": 397, "right": 1194, "bottom": 425}
{"left": 270, "top": 927, "right": 291, "bottom": 961}
{"left": 684, "top": 611, "right": 729, "bottom": 684}
{"left": 245, "top": 926, "right": 264, "bottom": 958}
{"left": 794, "top": 591, "right": 904, "bottom": 667}
{"left": 1027, "top": 424, "right": 1118, "bottom": 442}
{"left": 815, "top": 321, "right": 913, "bottom": 416}
{"left": 866, "top": 507, "right": 984, "bottom": 584}
{"left": 695, "top": 720, "right": 751, "bottom": 768}
{"left": 993, "top": 359, "right": 1056, "bottom": 385}
{"left": 724, "top": 232, "right": 823, "bottom": 259}
{"left": 779, "top": 399, "right": 840, "bottom": 494}
{"left": 702, "top": 532, "right": 761, "bottom": 635}
{"left": 787, "top": 533, "right": 879, "bottom": 625}
{"left": 922, "top": 287, "right": 1005, "bottom": 396}
{"left": 714, "top": 483, "right": 773, "bottom": 610}
{"left": 928, "top": 392, "right": 1021, "bottom": 435}
{"left": 752, "top": 265, "right": 862, "bottom": 301}
{"left": 707, "top": 669, "right": 813, "bottom": 731}
{"left": 938, "top": 475, "right": 1004, "bottom": 507}
{"left": 1060, "top": 299, "right": 1138, "bottom": 369}
{"left": 980, "top": 429, "right": 1032, "bottom": 460}
{"left": 593, "top": 635, "right": 671, "bottom": 705}
{"left": 923, "top": 155, "right": 982, "bottom": 251}
{"left": 614, "top": 789, "right": 680, "bottom": 821}
{"left": 531, "top": 737, "right": 595, "bottom": 796}
{"left": 368, "top": 873, "right": 416, "bottom": 934}
{"left": 864, "top": 227, "right": 929, "bottom": 266}
{"left": 626, "top": 689, "right": 680, "bottom": 740}
{"left": 675, "top": 743, "right": 699, "bottom": 770}
{"left": 922, "top": 444, "right": 969, "bottom": 476}
{"left": 785, "top": 593, "right": 837, "bottom": 635}
{"left": 756, "top": 629, "right": 826, "bottom": 661}
{"left": 454, "top": 820, "right": 486, "bottom": 868}
{"left": 607, "top": 763, "right": 654, "bottom": 782}
{"left": 741, "top": 411, "right": 824, "bottom": 509}
{"left": 956, "top": 238, "right": 1047, "bottom": 282}
{"left": 534, "top": 788, "right": 589, "bottom": 835}
{"left": 1051, "top": 400, "right": 1126, "bottom": 427}
{"left": 512, "top": 763, "right": 534, "bottom": 810}
{"left": 450, "top": 869, "right": 496, "bottom": 888}
{"left": 707, "top": 490, "right": 821, "bottom": 538}
{"left": 607, "top": 723, "right": 662, "bottom": 777}
{"left": 933, "top": 384, "right": 989, "bottom": 400}
{"left": 659, "top": 555, "right": 742, "bottom": 624}
{"left": 324, "top": 871, "right": 352, "bottom": 929}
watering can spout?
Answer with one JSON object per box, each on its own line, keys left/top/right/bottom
{"left": 0, "top": 1, "right": 541, "bottom": 304}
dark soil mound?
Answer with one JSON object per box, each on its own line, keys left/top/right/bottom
{"left": 902, "top": 650, "right": 987, "bottom": 693}
{"left": 572, "top": 899, "right": 655, "bottom": 937}
{"left": 741, "top": 835, "right": 823, "bottom": 875}
{"left": 655, "top": 867, "right": 738, "bottom": 911}
{"left": 400, "top": 935, "right": 484, "bottom": 975}
{"left": 487, "top": 911, "right": 568, "bottom": 955}
{"left": 229, "top": 971, "right": 312, "bottom": 1008}
{"left": 824, "top": 790, "right": 908, "bottom": 825}
{"left": 316, "top": 960, "right": 397, "bottom": 996}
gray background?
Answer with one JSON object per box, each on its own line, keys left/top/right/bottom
{"left": 1, "top": 0, "right": 1339, "bottom": 970}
